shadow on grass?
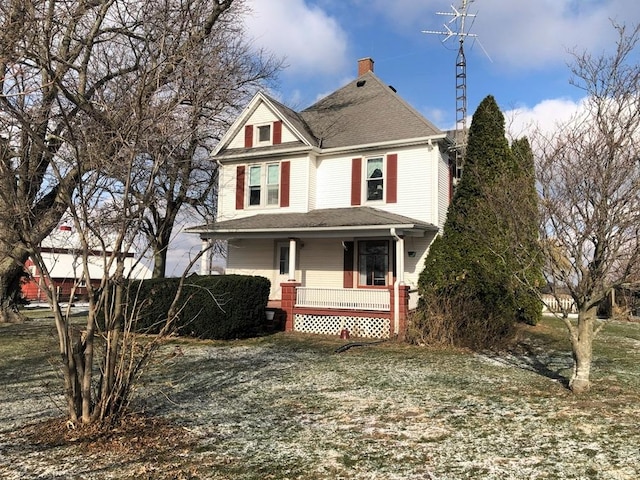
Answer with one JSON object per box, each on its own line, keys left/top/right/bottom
{"left": 482, "top": 341, "right": 573, "bottom": 389}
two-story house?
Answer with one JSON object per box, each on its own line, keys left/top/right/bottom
{"left": 188, "top": 58, "right": 452, "bottom": 338}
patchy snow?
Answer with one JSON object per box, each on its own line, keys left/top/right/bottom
{"left": 1, "top": 321, "right": 639, "bottom": 479}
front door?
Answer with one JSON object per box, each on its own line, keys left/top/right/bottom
{"left": 273, "top": 242, "right": 290, "bottom": 299}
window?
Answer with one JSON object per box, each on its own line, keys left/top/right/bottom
{"left": 248, "top": 163, "right": 280, "bottom": 207}
{"left": 366, "top": 157, "right": 384, "bottom": 201}
{"left": 257, "top": 124, "right": 271, "bottom": 143}
{"left": 267, "top": 164, "right": 280, "bottom": 205}
{"left": 249, "top": 165, "right": 261, "bottom": 206}
{"left": 358, "top": 240, "right": 389, "bottom": 286}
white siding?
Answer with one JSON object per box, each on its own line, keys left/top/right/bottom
{"left": 315, "top": 154, "right": 353, "bottom": 209}
{"left": 298, "top": 239, "right": 344, "bottom": 287}
{"left": 437, "top": 152, "right": 451, "bottom": 231}
{"left": 315, "top": 144, "right": 442, "bottom": 226}
{"left": 217, "top": 155, "right": 311, "bottom": 221}
{"left": 402, "top": 233, "right": 437, "bottom": 289}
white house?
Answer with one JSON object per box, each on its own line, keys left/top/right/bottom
{"left": 188, "top": 58, "right": 452, "bottom": 338}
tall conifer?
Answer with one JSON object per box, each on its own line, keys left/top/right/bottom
{"left": 417, "top": 95, "right": 541, "bottom": 347}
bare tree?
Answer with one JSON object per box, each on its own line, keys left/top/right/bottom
{"left": 0, "top": 0, "right": 238, "bottom": 322}
{"left": 535, "top": 23, "right": 640, "bottom": 393}
{"left": 134, "top": 26, "right": 280, "bottom": 277}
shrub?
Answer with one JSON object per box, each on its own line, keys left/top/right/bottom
{"left": 407, "top": 288, "right": 517, "bottom": 350}
{"left": 130, "top": 275, "right": 270, "bottom": 340}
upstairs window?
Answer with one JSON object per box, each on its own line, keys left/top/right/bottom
{"left": 267, "top": 164, "right": 280, "bottom": 205}
{"left": 366, "top": 157, "right": 384, "bottom": 201}
{"left": 248, "top": 163, "right": 280, "bottom": 207}
{"left": 249, "top": 165, "right": 262, "bottom": 206}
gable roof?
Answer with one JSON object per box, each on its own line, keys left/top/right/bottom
{"left": 215, "top": 68, "right": 445, "bottom": 157}
{"left": 187, "top": 207, "right": 437, "bottom": 239}
{"left": 300, "top": 71, "right": 443, "bottom": 149}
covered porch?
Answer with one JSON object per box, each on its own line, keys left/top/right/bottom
{"left": 188, "top": 207, "right": 436, "bottom": 338}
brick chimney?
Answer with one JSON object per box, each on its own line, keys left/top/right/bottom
{"left": 358, "top": 57, "right": 374, "bottom": 76}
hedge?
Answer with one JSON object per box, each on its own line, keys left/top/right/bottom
{"left": 129, "top": 274, "right": 270, "bottom": 340}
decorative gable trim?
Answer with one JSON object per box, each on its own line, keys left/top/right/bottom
{"left": 235, "top": 165, "right": 245, "bottom": 210}
{"left": 386, "top": 153, "right": 398, "bottom": 204}
{"left": 351, "top": 158, "right": 362, "bottom": 206}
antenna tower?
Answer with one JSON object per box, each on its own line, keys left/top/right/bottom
{"left": 423, "top": 0, "right": 477, "bottom": 181}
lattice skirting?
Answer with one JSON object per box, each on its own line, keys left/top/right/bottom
{"left": 294, "top": 313, "right": 390, "bottom": 339}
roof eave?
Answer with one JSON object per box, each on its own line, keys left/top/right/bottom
{"left": 187, "top": 223, "right": 436, "bottom": 240}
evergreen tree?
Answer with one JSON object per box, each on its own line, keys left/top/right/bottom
{"left": 416, "top": 95, "right": 541, "bottom": 347}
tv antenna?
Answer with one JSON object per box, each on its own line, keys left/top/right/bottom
{"left": 423, "top": 0, "right": 478, "bottom": 182}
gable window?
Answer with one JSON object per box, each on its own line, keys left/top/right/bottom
{"left": 366, "top": 157, "right": 384, "bottom": 201}
{"left": 257, "top": 124, "right": 271, "bottom": 144}
{"left": 247, "top": 163, "right": 280, "bottom": 207}
{"left": 358, "top": 240, "right": 389, "bottom": 286}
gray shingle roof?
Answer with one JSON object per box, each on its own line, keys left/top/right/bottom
{"left": 217, "top": 71, "right": 444, "bottom": 156}
{"left": 300, "top": 71, "right": 442, "bottom": 149}
{"left": 188, "top": 207, "right": 437, "bottom": 235}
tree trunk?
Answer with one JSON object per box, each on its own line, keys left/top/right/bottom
{"left": 151, "top": 222, "right": 175, "bottom": 278}
{"left": 0, "top": 253, "right": 29, "bottom": 323}
{"left": 569, "top": 307, "right": 596, "bottom": 393}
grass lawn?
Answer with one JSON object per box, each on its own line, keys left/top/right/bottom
{"left": 0, "top": 311, "right": 639, "bottom": 479}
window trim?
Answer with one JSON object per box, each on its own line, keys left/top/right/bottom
{"left": 365, "top": 156, "right": 385, "bottom": 203}
{"left": 357, "top": 239, "right": 390, "bottom": 287}
{"left": 246, "top": 162, "right": 280, "bottom": 208}
{"left": 256, "top": 123, "right": 272, "bottom": 145}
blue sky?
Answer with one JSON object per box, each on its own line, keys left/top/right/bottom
{"left": 167, "top": 0, "right": 640, "bottom": 275}
{"left": 243, "top": 0, "right": 640, "bottom": 134}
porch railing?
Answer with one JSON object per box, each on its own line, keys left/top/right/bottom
{"left": 296, "top": 287, "right": 390, "bottom": 311}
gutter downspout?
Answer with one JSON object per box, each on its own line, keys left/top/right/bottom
{"left": 390, "top": 228, "right": 405, "bottom": 336}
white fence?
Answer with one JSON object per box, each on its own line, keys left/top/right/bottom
{"left": 541, "top": 294, "right": 578, "bottom": 313}
{"left": 296, "top": 287, "right": 390, "bottom": 311}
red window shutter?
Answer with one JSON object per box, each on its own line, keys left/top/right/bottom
{"left": 273, "top": 120, "right": 282, "bottom": 145}
{"left": 236, "top": 165, "right": 245, "bottom": 210}
{"left": 343, "top": 241, "right": 354, "bottom": 288}
{"left": 280, "top": 161, "right": 290, "bottom": 207}
{"left": 386, "top": 153, "right": 398, "bottom": 203}
{"left": 351, "top": 158, "right": 362, "bottom": 206}
{"left": 244, "top": 125, "right": 253, "bottom": 148}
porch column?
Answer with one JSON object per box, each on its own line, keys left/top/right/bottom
{"left": 390, "top": 229, "right": 405, "bottom": 335}
{"left": 281, "top": 282, "right": 301, "bottom": 332}
{"left": 200, "top": 239, "right": 210, "bottom": 275}
{"left": 288, "top": 237, "right": 297, "bottom": 281}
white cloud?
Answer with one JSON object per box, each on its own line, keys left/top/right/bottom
{"left": 244, "top": 0, "right": 349, "bottom": 77}
{"left": 503, "top": 97, "right": 585, "bottom": 139}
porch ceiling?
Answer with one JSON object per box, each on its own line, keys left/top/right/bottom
{"left": 187, "top": 206, "right": 437, "bottom": 240}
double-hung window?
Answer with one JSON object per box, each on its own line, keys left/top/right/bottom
{"left": 366, "top": 157, "right": 384, "bottom": 201}
{"left": 358, "top": 240, "right": 389, "bottom": 286}
{"left": 249, "top": 165, "right": 262, "bottom": 206}
{"left": 248, "top": 163, "right": 280, "bottom": 207}
{"left": 266, "top": 164, "right": 280, "bottom": 205}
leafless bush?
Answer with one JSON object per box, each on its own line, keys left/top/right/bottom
{"left": 407, "top": 290, "right": 516, "bottom": 350}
